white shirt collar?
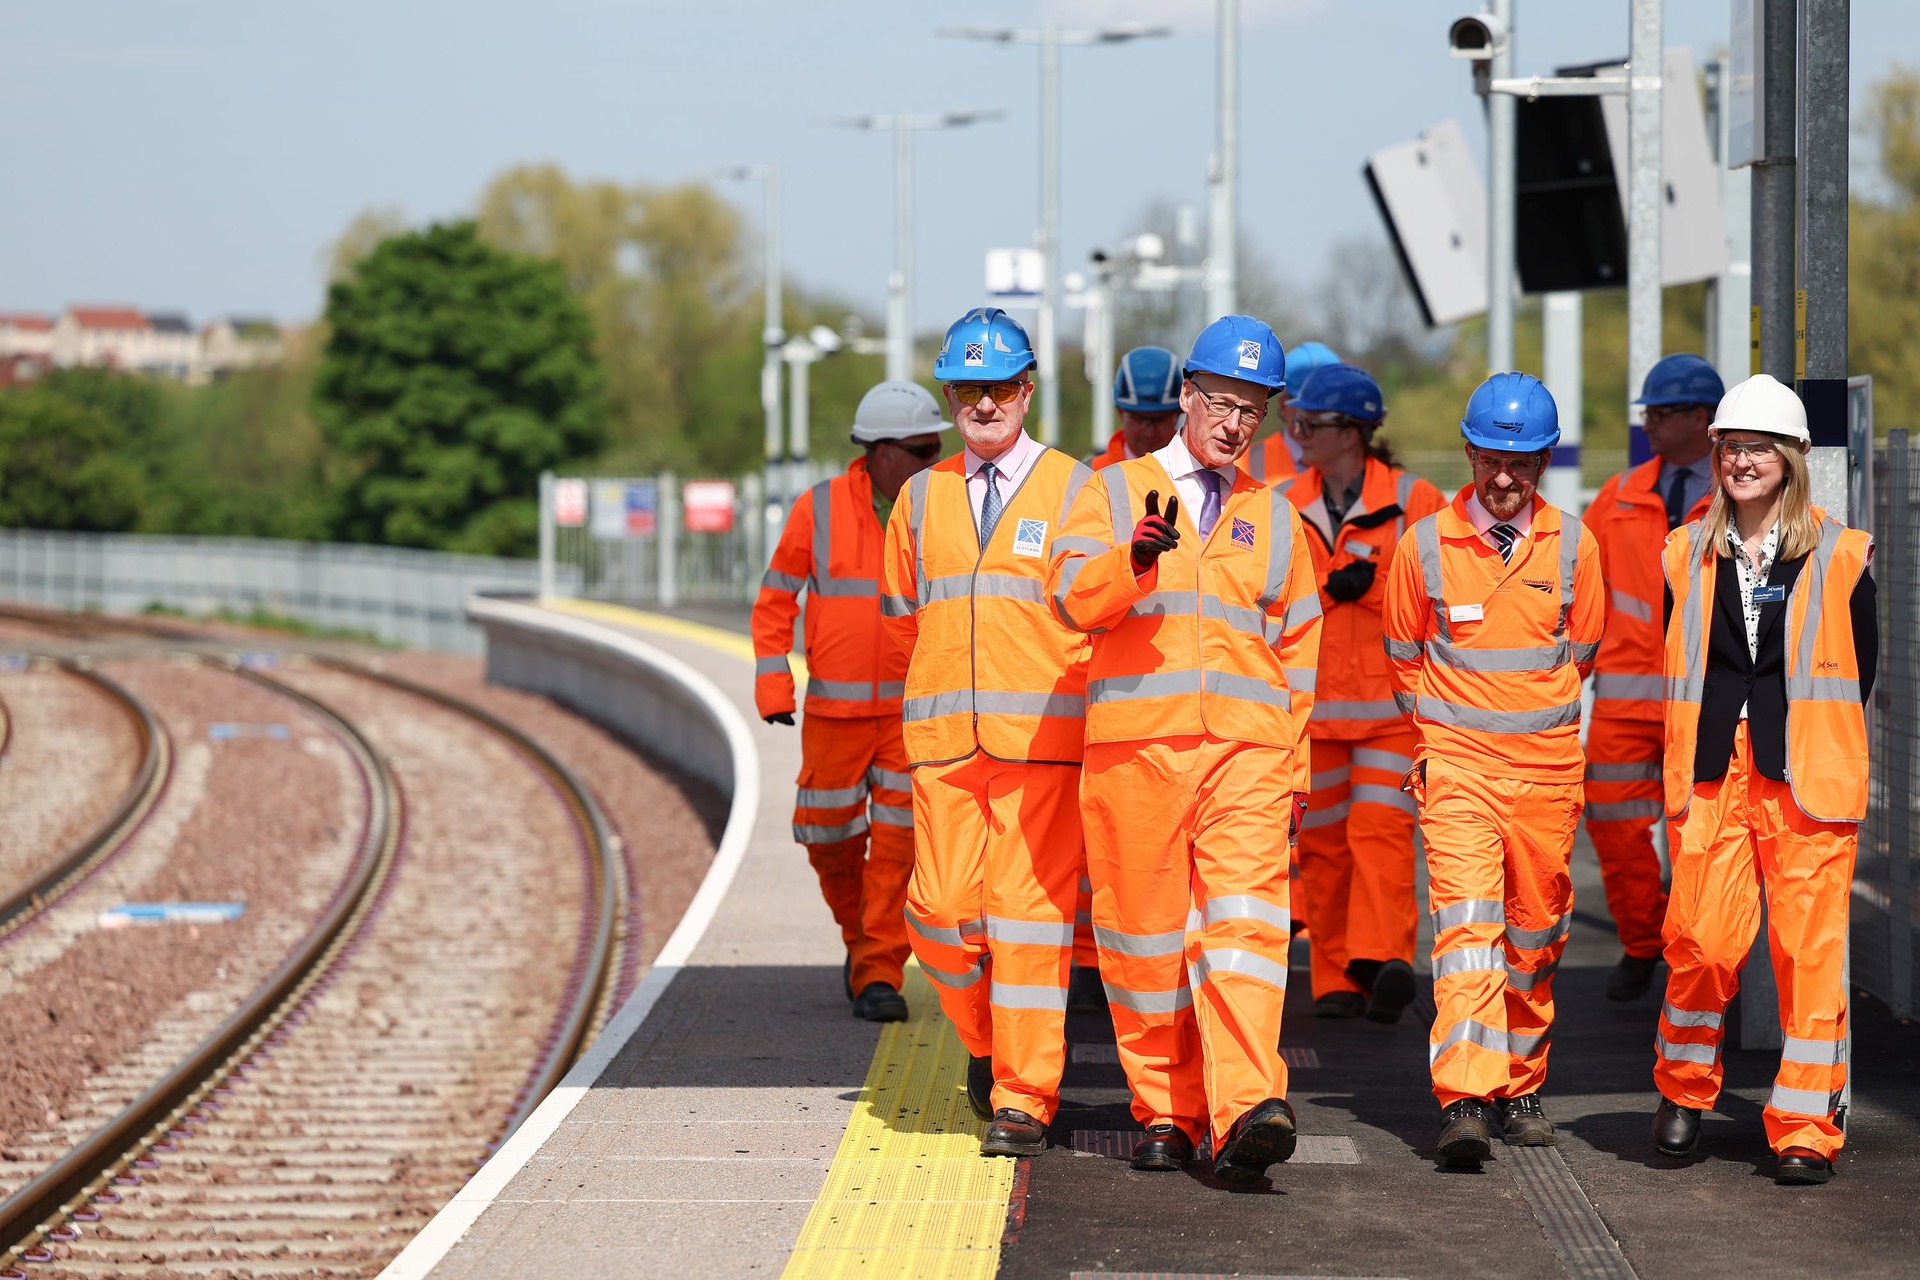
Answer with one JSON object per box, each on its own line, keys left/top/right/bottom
{"left": 1464, "top": 489, "right": 1535, "bottom": 540}
{"left": 1151, "top": 432, "right": 1235, "bottom": 487}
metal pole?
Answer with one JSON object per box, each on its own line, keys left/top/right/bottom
{"left": 1486, "top": 0, "right": 1516, "bottom": 372}
{"left": 1752, "top": 0, "right": 1798, "bottom": 381}
{"left": 538, "top": 470, "right": 555, "bottom": 600}
{"left": 888, "top": 117, "right": 912, "bottom": 380}
{"left": 1175, "top": 202, "right": 1202, "bottom": 347}
{"left": 657, "top": 472, "right": 679, "bottom": 611}
{"left": 1089, "top": 261, "right": 1115, "bottom": 456}
{"left": 1625, "top": 0, "right": 1664, "bottom": 447}
{"left": 761, "top": 166, "right": 785, "bottom": 523}
{"left": 788, "top": 348, "right": 812, "bottom": 478}
{"left": 1797, "top": 0, "right": 1848, "bottom": 387}
{"left": 1704, "top": 60, "right": 1755, "bottom": 384}
{"left": 1209, "top": 0, "right": 1238, "bottom": 321}
{"left": 1038, "top": 24, "right": 1061, "bottom": 447}
{"left": 1541, "top": 292, "right": 1583, "bottom": 511}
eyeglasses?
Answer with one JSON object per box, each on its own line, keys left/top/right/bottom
{"left": 1645, "top": 404, "right": 1703, "bottom": 423}
{"left": 950, "top": 380, "right": 1026, "bottom": 407}
{"left": 1289, "top": 410, "right": 1357, "bottom": 434}
{"left": 882, "top": 438, "right": 943, "bottom": 461}
{"left": 1718, "top": 439, "right": 1782, "bottom": 463}
{"left": 1197, "top": 390, "right": 1268, "bottom": 425}
{"left": 1466, "top": 448, "right": 1546, "bottom": 479}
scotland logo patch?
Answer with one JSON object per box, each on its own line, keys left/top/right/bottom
{"left": 1238, "top": 339, "right": 1262, "bottom": 370}
{"left": 964, "top": 342, "right": 986, "bottom": 366}
{"left": 1012, "top": 518, "right": 1047, "bottom": 557}
{"left": 1230, "top": 517, "right": 1257, "bottom": 548}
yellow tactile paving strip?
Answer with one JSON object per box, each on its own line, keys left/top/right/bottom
{"left": 542, "top": 596, "right": 792, "bottom": 669}
{"left": 783, "top": 962, "right": 1014, "bottom": 1280}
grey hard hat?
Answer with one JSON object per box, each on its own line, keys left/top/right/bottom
{"left": 851, "top": 380, "right": 947, "bottom": 443}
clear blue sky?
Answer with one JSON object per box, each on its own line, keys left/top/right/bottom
{"left": 3, "top": 1, "right": 1913, "bottom": 327}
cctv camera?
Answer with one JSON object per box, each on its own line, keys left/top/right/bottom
{"left": 1448, "top": 13, "right": 1507, "bottom": 60}
{"left": 809, "top": 324, "right": 841, "bottom": 353}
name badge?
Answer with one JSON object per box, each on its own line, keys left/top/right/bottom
{"left": 1342, "top": 539, "right": 1375, "bottom": 559}
{"left": 1752, "top": 584, "right": 1786, "bottom": 604}
{"left": 1448, "top": 603, "right": 1485, "bottom": 623}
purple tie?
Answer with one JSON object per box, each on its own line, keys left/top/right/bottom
{"left": 1198, "top": 470, "right": 1223, "bottom": 538}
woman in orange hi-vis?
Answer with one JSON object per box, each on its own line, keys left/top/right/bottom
{"left": 1381, "top": 372, "right": 1604, "bottom": 1168}
{"left": 1650, "top": 374, "right": 1876, "bottom": 1187}
{"left": 752, "top": 380, "right": 946, "bottom": 1023}
{"left": 1047, "top": 315, "right": 1322, "bottom": 1187}
{"left": 880, "top": 308, "right": 1094, "bottom": 1160}
{"left": 1280, "top": 364, "right": 1446, "bottom": 1025}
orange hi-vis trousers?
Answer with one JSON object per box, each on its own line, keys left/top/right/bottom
{"left": 1583, "top": 716, "right": 1669, "bottom": 959}
{"left": 1654, "top": 724, "right": 1856, "bottom": 1159}
{"left": 794, "top": 714, "right": 915, "bottom": 992}
{"left": 1418, "top": 758, "right": 1582, "bottom": 1106}
{"left": 1297, "top": 728, "right": 1420, "bottom": 998}
{"left": 905, "top": 754, "right": 1082, "bottom": 1125}
{"left": 1082, "top": 735, "right": 1293, "bottom": 1149}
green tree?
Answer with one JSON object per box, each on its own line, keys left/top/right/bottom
{"left": 0, "top": 388, "right": 142, "bottom": 531}
{"left": 1853, "top": 65, "right": 1920, "bottom": 432}
{"left": 314, "top": 220, "right": 607, "bottom": 554}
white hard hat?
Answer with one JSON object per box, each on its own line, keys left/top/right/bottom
{"left": 851, "top": 380, "right": 947, "bottom": 443}
{"left": 1710, "top": 373, "right": 1810, "bottom": 445}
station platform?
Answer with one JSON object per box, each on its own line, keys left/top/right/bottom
{"left": 392, "top": 600, "right": 1920, "bottom": 1280}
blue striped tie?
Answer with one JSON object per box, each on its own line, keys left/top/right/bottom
{"left": 978, "top": 462, "right": 1002, "bottom": 549}
{"left": 1489, "top": 522, "right": 1519, "bottom": 563}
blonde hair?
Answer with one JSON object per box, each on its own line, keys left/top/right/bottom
{"left": 1703, "top": 437, "right": 1821, "bottom": 560}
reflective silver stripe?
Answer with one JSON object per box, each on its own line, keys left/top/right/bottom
{"left": 1661, "top": 1002, "right": 1723, "bottom": 1030}
{"left": 1509, "top": 1029, "right": 1550, "bottom": 1057}
{"left": 1302, "top": 801, "right": 1349, "bottom": 829}
{"left": 1609, "top": 588, "right": 1654, "bottom": 625}
{"left": 1425, "top": 638, "right": 1569, "bottom": 672}
{"left": 1285, "top": 666, "right": 1317, "bottom": 693}
{"left": 1571, "top": 640, "right": 1600, "bottom": 664}
{"left": 1592, "top": 672, "right": 1666, "bottom": 702}
{"left": 1432, "top": 899, "right": 1505, "bottom": 932}
{"left": 1785, "top": 518, "right": 1846, "bottom": 711}
{"left": 986, "top": 916, "right": 1076, "bottom": 946}
{"left": 1767, "top": 1084, "right": 1842, "bottom": 1115}
{"left": 1384, "top": 637, "right": 1423, "bottom": 662}
{"left": 1310, "top": 766, "right": 1351, "bottom": 790}
{"left": 1093, "top": 925, "right": 1186, "bottom": 957}
{"left": 870, "top": 804, "right": 914, "bottom": 828}
{"left": 794, "top": 817, "right": 868, "bottom": 843}
{"left": 796, "top": 783, "right": 867, "bottom": 808}
{"left": 1128, "top": 590, "right": 1197, "bottom": 619}
{"left": 1089, "top": 669, "right": 1199, "bottom": 702}
{"left": 1200, "top": 894, "right": 1292, "bottom": 931}
{"left": 1798, "top": 675, "right": 1861, "bottom": 701}
{"left": 1201, "top": 593, "right": 1267, "bottom": 637}
{"left": 878, "top": 681, "right": 906, "bottom": 698}
{"left": 1432, "top": 946, "right": 1507, "bottom": 979}
{"left": 974, "top": 690, "right": 1085, "bottom": 717}
{"left": 1051, "top": 556, "right": 1099, "bottom": 632}
{"left": 1104, "top": 467, "right": 1133, "bottom": 545}
{"left": 1655, "top": 1033, "right": 1719, "bottom": 1064}
{"left": 1506, "top": 914, "right": 1572, "bottom": 950}
{"left": 1672, "top": 520, "right": 1710, "bottom": 709}
{"left": 1103, "top": 982, "right": 1193, "bottom": 1014}
{"left": 1283, "top": 591, "right": 1322, "bottom": 632}
{"left": 1396, "top": 469, "right": 1417, "bottom": 511}
{"left": 812, "top": 576, "right": 878, "bottom": 598}
{"left": 1507, "top": 958, "right": 1558, "bottom": 991}
{"left": 756, "top": 654, "right": 791, "bottom": 676}
{"left": 1781, "top": 1035, "right": 1847, "bottom": 1066}
{"left": 1352, "top": 782, "right": 1417, "bottom": 814}
{"left": 924, "top": 572, "right": 1046, "bottom": 604}
{"left": 906, "top": 914, "right": 986, "bottom": 948}
{"left": 882, "top": 593, "right": 915, "bottom": 617}
{"left": 761, "top": 569, "right": 806, "bottom": 593}
{"left": 867, "top": 766, "right": 912, "bottom": 792}
{"left": 922, "top": 960, "right": 985, "bottom": 990}
{"left": 1059, "top": 461, "right": 1095, "bottom": 528}
{"left": 1207, "top": 668, "right": 1289, "bottom": 708}
{"left": 1393, "top": 690, "right": 1417, "bottom": 716}
{"left": 1415, "top": 515, "right": 1449, "bottom": 641}
{"left": 1585, "top": 759, "right": 1662, "bottom": 781}
{"left": 1587, "top": 799, "right": 1662, "bottom": 822}
{"left": 1430, "top": 1018, "right": 1505, "bottom": 1062}
{"left": 1419, "top": 697, "right": 1581, "bottom": 733}
{"left": 1191, "top": 947, "right": 1289, "bottom": 989}
{"left": 1257, "top": 485, "right": 1298, "bottom": 611}
{"left": 1353, "top": 747, "right": 1414, "bottom": 773}
{"left": 902, "top": 689, "right": 972, "bottom": 722}
{"left": 1053, "top": 534, "right": 1110, "bottom": 558}
{"left": 991, "top": 980, "right": 1069, "bottom": 1011}
{"left": 1317, "top": 697, "right": 1405, "bottom": 721}
{"left": 806, "top": 481, "right": 878, "bottom": 597}
{"left": 907, "top": 468, "right": 932, "bottom": 605}
{"left": 809, "top": 678, "right": 882, "bottom": 701}
{"left": 1556, "top": 511, "right": 1584, "bottom": 637}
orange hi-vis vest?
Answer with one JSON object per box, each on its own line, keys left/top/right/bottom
{"left": 1660, "top": 510, "right": 1871, "bottom": 822}
{"left": 1044, "top": 457, "right": 1321, "bottom": 784}
{"left": 1090, "top": 431, "right": 1129, "bottom": 471}
{"left": 880, "top": 448, "right": 1094, "bottom": 768}
{"left": 1244, "top": 433, "right": 1299, "bottom": 485}
{"left": 1585, "top": 458, "right": 1712, "bottom": 721}
{"left": 1382, "top": 491, "right": 1605, "bottom": 782}
{"left": 751, "top": 458, "right": 907, "bottom": 720}
{"left": 1283, "top": 456, "right": 1449, "bottom": 739}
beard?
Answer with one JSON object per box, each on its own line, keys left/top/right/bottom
{"left": 1479, "top": 484, "right": 1531, "bottom": 519}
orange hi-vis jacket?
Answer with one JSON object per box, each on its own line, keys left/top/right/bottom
{"left": 1660, "top": 509, "right": 1872, "bottom": 822}
{"left": 1584, "top": 459, "right": 1712, "bottom": 721}
{"left": 880, "top": 448, "right": 1094, "bottom": 768}
{"left": 1382, "top": 492, "right": 1605, "bottom": 782}
{"left": 1044, "top": 458, "right": 1321, "bottom": 782}
{"left": 1283, "top": 457, "right": 1449, "bottom": 739}
{"left": 1244, "top": 433, "right": 1299, "bottom": 485}
{"left": 1091, "top": 431, "right": 1129, "bottom": 471}
{"left": 751, "top": 458, "right": 907, "bottom": 721}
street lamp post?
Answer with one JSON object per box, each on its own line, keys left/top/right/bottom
{"left": 1211, "top": 0, "right": 1238, "bottom": 321}
{"left": 716, "top": 164, "right": 784, "bottom": 558}
{"left": 941, "top": 22, "right": 1171, "bottom": 448}
{"left": 829, "top": 111, "right": 1001, "bottom": 382}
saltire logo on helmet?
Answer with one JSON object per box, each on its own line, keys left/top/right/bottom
{"left": 1238, "top": 340, "right": 1262, "bottom": 370}
{"left": 965, "top": 342, "right": 985, "bottom": 366}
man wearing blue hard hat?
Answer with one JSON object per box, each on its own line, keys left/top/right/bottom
{"left": 880, "top": 307, "right": 1095, "bottom": 1159}
{"left": 1381, "top": 372, "right": 1605, "bottom": 1167}
{"left": 1582, "top": 353, "right": 1723, "bottom": 1003}
{"left": 1245, "top": 338, "right": 1340, "bottom": 485}
{"left": 1092, "top": 345, "right": 1184, "bottom": 471}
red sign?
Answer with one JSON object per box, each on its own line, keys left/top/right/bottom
{"left": 553, "top": 478, "right": 587, "bottom": 527}
{"left": 683, "top": 480, "right": 736, "bottom": 533}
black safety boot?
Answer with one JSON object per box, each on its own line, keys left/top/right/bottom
{"left": 1365, "top": 959, "right": 1418, "bottom": 1025}
{"left": 1130, "top": 1123, "right": 1196, "bottom": 1172}
{"left": 1067, "top": 964, "right": 1107, "bottom": 1014}
{"left": 1498, "top": 1093, "right": 1555, "bottom": 1145}
{"left": 980, "top": 1108, "right": 1047, "bottom": 1157}
{"left": 1213, "top": 1097, "right": 1297, "bottom": 1186}
{"left": 1775, "top": 1148, "right": 1835, "bottom": 1185}
{"left": 842, "top": 953, "right": 854, "bottom": 1001}
{"left": 1313, "top": 991, "right": 1367, "bottom": 1020}
{"left": 1438, "top": 1099, "right": 1494, "bottom": 1167}
{"left": 1606, "top": 953, "right": 1661, "bottom": 1001}
{"left": 966, "top": 1054, "right": 994, "bottom": 1121}
{"left": 1652, "top": 1098, "right": 1701, "bottom": 1158}
{"left": 850, "top": 982, "right": 908, "bottom": 1023}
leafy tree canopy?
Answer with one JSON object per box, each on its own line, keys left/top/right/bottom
{"left": 0, "top": 388, "right": 143, "bottom": 531}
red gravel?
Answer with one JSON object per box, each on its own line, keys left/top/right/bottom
{"left": 0, "top": 664, "right": 140, "bottom": 897}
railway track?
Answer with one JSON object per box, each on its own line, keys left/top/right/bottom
{"left": 0, "top": 615, "right": 629, "bottom": 1277}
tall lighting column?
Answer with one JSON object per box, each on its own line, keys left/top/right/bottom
{"left": 717, "top": 164, "right": 785, "bottom": 527}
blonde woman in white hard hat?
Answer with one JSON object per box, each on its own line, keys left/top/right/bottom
{"left": 1648, "top": 374, "right": 1876, "bottom": 1185}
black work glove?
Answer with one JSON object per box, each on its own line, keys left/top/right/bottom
{"left": 1324, "top": 559, "right": 1377, "bottom": 603}
{"left": 763, "top": 712, "right": 795, "bottom": 726}
{"left": 1129, "top": 491, "right": 1181, "bottom": 573}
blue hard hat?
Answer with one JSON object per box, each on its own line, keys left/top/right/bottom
{"left": 1280, "top": 341, "right": 1340, "bottom": 398}
{"left": 1113, "top": 346, "right": 1183, "bottom": 413}
{"left": 1634, "top": 352, "right": 1725, "bottom": 408}
{"left": 1184, "top": 315, "right": 1286, "bottom": 390}
{"left": 1461, "top": 371, "right": 1560, "bottom": 451}
{"left": 933, "top": 307, "right": 1037, "bottom": 382}
{"left": 1292, "top": 363, "right": 1385, "bottom": 425}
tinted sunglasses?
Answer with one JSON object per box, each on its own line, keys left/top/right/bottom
{"left": 883, "top": 438, "right": 943, "bottom": 461}
{"left": 951, "top": 380, "right": 1026, "bottom": 407}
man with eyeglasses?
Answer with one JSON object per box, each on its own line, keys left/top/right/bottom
{"left": 754, "top": 379, "right": 949, "bottom": 1024}
{"left": 1381, "top": 372, "right": 1604, "bottom": 1167}
{"left": 880, "top": 308, "right": 1096, "bottom": 1158}
{"left": 1046, "top": 315, "right": 1322, "bottom": 1186}
{"left": 1581, "top": 354, "right": 1722, "bottom": 1003}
